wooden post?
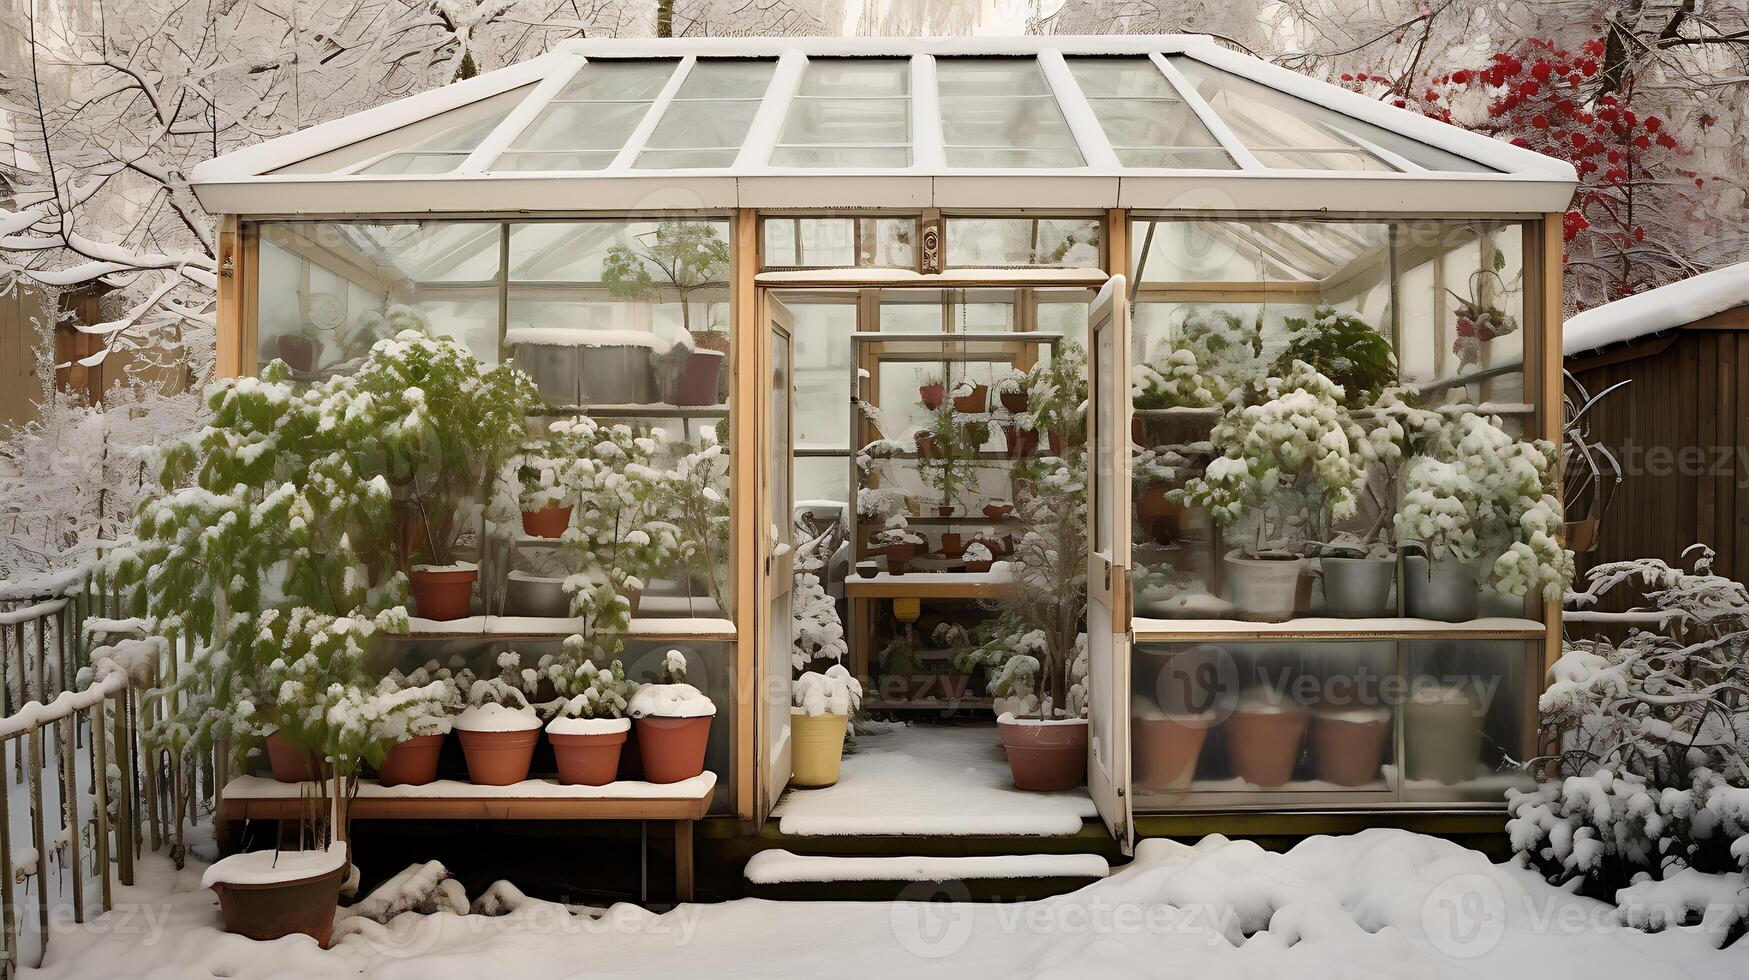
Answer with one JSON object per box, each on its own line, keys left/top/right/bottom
{"left": 93, "top": 697, "right": 111, "bottom": 911}
{"left": 674, "top": 819, "right": 694, "bottom": 903}
{"left": 730, "top": 208, "right": 760, "bottom": 823}
{"left": 216, "top": 215, "right": 245, "bottom": 379}
{"left": 61, "top": 717, "right": 84, "bottom": 923}
{"left": 0, "top": 737, "right": 15, "bottom": 977}
{"left": 28, "top": 729, "right": 48, "bottom": 965}
{"left": 1539, "top": 213, "right": 1565, "bottom": 679}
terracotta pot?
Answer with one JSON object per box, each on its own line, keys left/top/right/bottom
{"left": 984, "top": 503, "right": 1014, "bottom": 520}
{"left": 1133, "top": 714, "right": 1212, "bottom": 790}
{"left": 1224, "top": 707, "right": 1308, "bottom": 788}
{"left": 936, "top": 505, "right": 955, "bottom": 518}
{"left": 456, "top": 727, "right": 539, "bottom": 785}
{"left": 919, "top": 384, "right": 945, "bottom": 410}
{"left": 667, "top": 349, "right": 725, "bottom": 407}
{"left": 1224, "top": 552, "right": 1305, "bottom": 622}
{"left": 376, "top": 733, "right": 444, "bottom": 787}
{"left": 548, "top": 725, "right": 629, "bottom": 786}
{"left": 265, "top": 731, "right": 317, "bottom": 783}
{"left": 952, "top": 384, "right": 989, "bottom": 414}
{"left": 1311, "top": 711, "right": 1391, "bottom": 787}
{"left": 211, "top": 862, "right": 344, "bottom": 947}
{"left": 1003, "top": 425, "right": 1038, "bottom": 458}
{"left": 964, "top": 560, "right": 993, "bottom": 573}
{"left": 520, "top": 505, "right": 572, "bottom": 539}
{"left": 914, "top": 431, "right": 939, "bottom": 459}
{"left": 1000, "top": 391, "right": 1028, "bottom": 413}
{"left": 1131, "top": 415, "right": 1147, "bottom": 447}
{"left": 636, "top": 715, "right": 713, "bottom": 783}
{"left": 618, "top": 585, "right": 642, "bottom": 617}
{"left": 275, "top": 335, "right": 321, "bottom": 374}
{"left": 884, "top": 542, "right": 917, "bottom": 575}
{"left": 791, "top": 711, "right": 849, "bottom": 788}
{"left": 1136, "top": 486, "right": 1183, "bottom": 545}
{"left": 998, "top": 717, "right": 1088, "bottom": 791}
{"left": 941, "top": 532, "right": 963, "bottom": 555}
{"left": 1048, "top": 430, "right": 1065, "bottom": 458}
{"left": 409, "top": 566, "right": 477, "bottom": 621}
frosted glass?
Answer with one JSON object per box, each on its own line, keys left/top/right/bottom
{"left": 512, "top": 102, "right": 649, "bottom": 152}
{"left": 492, "top": 150, "right": 618, "bottom": 171}
{"left": 635, "top": 148, "right": 739, "bottom": 168}
{"left": 937, "top": 58, "right": 1082, "bottom": 167}
{"left": 945, "top": 147, "right": 1083, "bottom": 168}
{"left": 645, "top": 100, "right": 762, "bottom": 149}
{"left": 1094, "top": 100, "right": 1220, "bottom": 148}
{"left": 769, "top": 146, "right": 910, "bottom": 168}
{"left": 780, "top": 98, "right": 909, "bottom": 145}
{"left": 936, "top": 59, "right": 1051, "bottom": 97}
{"left": 556, "top": 60, "right": 676, "bottom": 101}
{"left": 796, "top": 59, "right": 908, "bottom": 97}
{"left": 358, "top": 153, "right": 468, "bottom": 175}
{"left": 1067, "top": 57, "right": 1177, "bottom": 99}
{"left": 675, "top": 60, "right": 775, "bottom": 99}
{"left": 1116, "top": 148, "right": 1237, "bottom": 169}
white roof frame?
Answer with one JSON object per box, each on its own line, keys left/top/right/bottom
{"left": 190, "top": 36, "right": 1577, "bottom": 218}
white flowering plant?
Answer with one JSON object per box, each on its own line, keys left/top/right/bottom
{"left": 1132, "top": 347, "right": 1221, "bottom": 411}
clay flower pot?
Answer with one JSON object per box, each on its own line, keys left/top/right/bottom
{"left": 1048, "top": 430, "right": 1066, "bottom": 458}
{"left": 264, "top": 731, "right": 317, "bottom": 783}
{"left": 914, "top": 431, "right": 940, "bottom": 459}
{"left": 275, "top": 335, "right": 321, "bottom": 374}
{"left": 636, "top": 716, "right": 714, "bottom": 783}
{"left": 1223, "top": 704, "right": 1308, "bottom": 788}
{"left": 546, "top": 717, "right": 630, "bottom": 786}
{"left": 1003, "top": 425, "right": 1038, "bottom": 458}
{"left": 790, "top": 711, "right": 849, "bottom": 788}
{"left": 520, "top": 504, "right": 572, "bottom": 539}
{"left": 919, "top": 383, "right": 945, "bottom": 410}
{"left": 666, "top": 349, "right": 726, "bottom": 407}
{"left": 1132, "top": 712, "right": 1213, "bottom": 790}
{"left": 1311, "top": 708, "right": 1391, "bottom": 787}
{"left": 454, "top": 703, "right": 541, "bottom": 785}
{"left": 963, "top": 559, "right": 993, "bottom": 573}
{"left": 206, "top": 846, "right": 346, "bottom": 947}
{"left": 999, "top": 390, "right": 1028, "bottom": 414}
{"left": 997, "top": 715, "right": 1088, "bottom": 791}
{"left": 1224, "top": 551, "right": 1305, "bottom": 623}
{"left": 983, "top": 502, "right": 1014, "bottom": 520}
{"left": 940, "top": 532, "right": 963, "bottom": 556}
{"left": 884, "top": 542, "right": 917, "bottom": 574}
{"left": 408, "top": 564, "right": 477, "bottom": 621}
{"left": 1136, "top": 486, "right": 1184, "bottom": 545}
{"left": 952, "top": 383, "right": 989, "bottom": 414}
{"left": 376, "top": 733, "right": 445, "bottom": 787}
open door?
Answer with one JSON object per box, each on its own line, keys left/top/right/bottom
{"left": 758, "top": 295, "right": 797, "bottom": 822}
{"left": 1086, "top": 275, "right": 1134, "bottom": 853}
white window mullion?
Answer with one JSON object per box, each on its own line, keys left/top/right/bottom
{"left": 911, "top": 54, "right": 945, "bottom": 170}
{"left": 737, "top": 50, "right": 807, "bottom": 170}
{"left": 610, "top": 56, "right": 694, "bottom": 171}
{"left": 1151, "top": 52, "right": 1263, "bottom": 171}
{"left": 1038, "top": 49, "right": 1117, "bottom": 170}
{"left": 458, "top": 54, "right": 587, "bottom": 174}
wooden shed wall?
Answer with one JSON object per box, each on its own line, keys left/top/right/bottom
{"left": 0, "top": 285, "right": 49, "bottom": 435}
{"left": 1567, "top": 307, "right": 1749, "bottom": 611}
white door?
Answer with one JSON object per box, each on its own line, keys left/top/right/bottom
{"left": 759, "top": 297, "right": 797, "bottom": 820}
{"left": 1086, "top": 275, "right": 1135, "bottom": 853}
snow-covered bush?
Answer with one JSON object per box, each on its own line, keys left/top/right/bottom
{"left": 371, "top": 661, "right": 464, "bottom": 740}
{"left": 1020, "top": 342, "right": 1088, "bottom": 453}
{"left": 792, "top": 517, "right": 846, "bottom": 671}
{"left": 1509, "top": 546, "right": 1749, "bottom": 944}
{"left": 1181, "top": 360, "right": 1365, "bottom": 555}
{"left": 628, "top": 650, "right": 717, "bottom": 720}
{"left": 1271, "top": 307, "right": 1397, "bottom": 408}
{"left": 545, "top": 652, "right": 637, "bottom": 721}
{"left": 963, "top": 542, "right": 994, "bottom": 564}
{"left": 1394, "top": 412, "right": 1573, "bottom": 600}
{"left": 1132, "top": 347, "right": 1221, "bottom": 411}
{"left": 793, "top": 664, "right": 863, "bottom": 717}
{"left": 871, "top": 514, "right": 923, "bottom": 549}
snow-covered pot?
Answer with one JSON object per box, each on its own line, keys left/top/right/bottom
{"left": 790, "top": 711, "right": 849, "bottom": 788}
{"left": 264, "top": 731, "right": 317, "bottom": 783}
{"left": 1132, "top": 704, "right": 1212, "bottom": 791}
{"left": 997, "top": 714, "right": 1088, "bottom": 791}
{"left": 1320, "top": 556, "right": 1396, "bottom": 618}
{"left": 618, "top": 584, "right": 643, "bottom": 617}
{"left": 546, "top": 716, "right": 630, "bottom": 786}
{"left": 505, "top": 572, "right": 571, "bottom": 618}
{"left": 409, "top": 563, "right": 477, "bottom": 621}
{"left": 952, "top": 383, "right": 988, "bottom": 414}
{"left": 1223, "top": 697, "right": 1308, "bottom": 788}
{"left": 454, "top": 703, "right": 541, "bottom": 786}
{"left": 1404, "top": 555, "right": 1480, "bottom": 622}
{"left": 1133, "top": 407, "right": 1217, "bottom": 449}
{"left": 663, "top": 349, "right": 726, "bottom": 407}
{"left": 520, "top": 504, "right": 572, "bottom": 538}
{"left": 580, "top": 344, "right": 658, "bottom": 405}
{"left": 884, "top": 542, "right": 917, "bottom": 574}
{"left": 1404, "top": 685, "right": 1481, "bottom": 785}
{"left": 510, "top": 341, "right": 581, "bottom": 405}
{"left": 1224, "top": 551, "right": 1305, "bottom": 622}
{"left": 919, "top": 383, "right": 945, "bottom": 409}
{"left": 1135, "top": 486, "right": 1183, "bottom": 545}
{"left": 631, "top": 684, "right": 717, "bottom": 784}
{"left": 1311, "top": 707, "right": 1391, "bottom": 787}
{"left": 205, "top": 843, "right": 347, "bottom": 946}
{"left": 275, "top": 335, "right": 322, "bottom": 375}
{"left": 376, "top": 733, "right": 445, "bottom": 787}
{"left": 1000, "top": 390, "right": 1028, "bottom": 414}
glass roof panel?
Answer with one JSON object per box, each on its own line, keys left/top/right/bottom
{"left": 937, "top": 57, "right": 1082, "bottom": 168}
{"left": 773, "top": 58, "right": 911, "bottom": 168}
{"left": 638, "top": 60, "right": 775, "bottom": 169}
{"left": 1067, "top": 57, "right": 1232, "bottom": 170}
{"left": 554, "top": 60, "right": 676, "bottom": 101}
{"left": 491, "top": 60, "right": 677, "bottom": 171}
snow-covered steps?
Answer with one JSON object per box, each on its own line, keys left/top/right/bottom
{"left": 743, "top": 850, "right": 1109, "bottom": 902}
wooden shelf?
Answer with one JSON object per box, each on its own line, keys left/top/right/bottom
{"left": 847, "top": 574, "right": 1014, "bottom": 600}
{"left": 395, "top": 615, "right": 736, "bottom": 642}
{"left": 1130, "top": 615, "right": 1547, "bottom": 643}
{"left": 861, "top": 697, "right": 993, "bottom": 712}
{"left": 530, "top": 403, "right": 729, "bottom": 419}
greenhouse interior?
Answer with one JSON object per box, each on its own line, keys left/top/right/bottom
{"left": 191, "top": 36, "right": 1575, "bottom": 847}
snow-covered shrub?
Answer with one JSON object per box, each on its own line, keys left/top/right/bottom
{"left": 793, "top": 664, "right": 863, "bottom": 717}
{"left": 1181, "top": 360, "right": 1365, "bottom": 555}
{"left": 963, "top": 542, "right": 994, "bottom": 564}
{"left": 544, "top": 649, "right": 637, "bottom": 721}
{"left": 871, "top": 514, "right": 923, "bottom": 549}
{"left": 628, "top": 650, "right": 717, "bottom": 720}
{"left": 1174, "top": 307, "right": 1265, "bottom": 395}
{"left": 1394, "top": 413, "right": 1573, "bottom": 600}
{"left": 1132, "top": 347, "right": 1221, "bottom": 411}
{"left": 1021, "top": 342, "right": 1088, "bottom": 452}
{"left": 658, "top": 427, "right": 733, "bottom": 617}
{"left": 1271, "top": 307, "right": 1397, "bottom": 408}
{"left": 371, "top": 661, "right": 464, "bottom": 740}
{"left": 1509, "top": 546, "right": 1749, "bottom": 944}
{"left": 792, "top": 517, "right": 846, "bottom": 671}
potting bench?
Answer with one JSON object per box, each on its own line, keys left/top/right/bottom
{"left": 218, "top": 772, "right": 716, "bottom": 902}
{"left": 846, "top": 571, "right": 1015, "bottom": 705}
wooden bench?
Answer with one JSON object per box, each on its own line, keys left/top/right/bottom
{"left": 219, "top": 772, "right": 716, "bottom": 902}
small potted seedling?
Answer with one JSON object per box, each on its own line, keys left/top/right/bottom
{"left": 790, "top": 664, "right": 863, "bottom": 787}
{"left": 630, "top": 650, "right": 717, "bottom": 783}
{"left": 872, "top": 516, "right": 924, "bottom": 573}
{"left": 453, "top": 653, "right": 542, "bottom": 785}
{"left": 918, "top": 373, "right": 945, "bottom": 410}
{"left": 276, "top": 321, "right": 324, "bottom": 375}
{"left": 545, "top": 657, "right": 638, "bottom": 786}
{"left": 996, "top": 370, "right": 1028, "bottom": 414}
{"left": 372, "top": 662, "right": 463, "bottom": 787}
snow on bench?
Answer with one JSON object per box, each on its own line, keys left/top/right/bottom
{"left": 744, "top": 850, "right": 1109, "bottom": 884}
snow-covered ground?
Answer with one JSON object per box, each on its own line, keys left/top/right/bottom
{"left": 25, "top": 828, "right": 1747, "bottom": 979}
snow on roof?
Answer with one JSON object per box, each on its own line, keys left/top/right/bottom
{"left": 188, "top": 35, "right": 1576, "bottom": 217}
{"left": 1565, "top": 262, "right": 1749, "bottom": 355}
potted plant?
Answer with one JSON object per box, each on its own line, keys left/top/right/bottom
{"left": 557, "top": 419, "right": 680, "bottom": 634}
{"left": 1022, "top": 343, "right": 1087, "bottom": 459}
{"left": 791, "top": 664, "right": 863, "bottom": 788}
{"left": 1310, "top": 704, "right": 1391, "bottom": 787}
{"left": 276, "top": 321, "right": 325, "bottom": 375}
{"left": 1132, "top": 698, "right": 1214, "bottom": 791}
{"left": 918, "top": 372, "right": 945, "bottom": 410}
{"left": 1133, "top": 448, "right": 1189, "bottom": 546}
{"left": 515, "top": 422, "right": 590, "bottom": 538}
{"left": 1271, "top": 306, "right": 1397, "bottom": 409}
{"left": 962, "top": 541, "right": 995, "bottom": 573}
{"left": 600, "top": 220, "right": 730, "bottom": 404}
{"left": 630, "top": 650, "right": 716, "bottom": 783}
{"left": 650, "top": 325, "right": 727, "bottom": 407}
{"left": 1223, "top": 689, "right": 1308, "bottom": 788}
{"left": 1404, "top": 683, "right": 1482, "bottom": 784}
{"left": 1181, "top": 362, "right": 1366, "bottom": 621}
{"left": 950, "top": 377, "right": 989, "bottom": 414}
{"left": 545, "top": 657, "right": 638, "bottom": 786}
{"left": 872, "top": 516, "right": 923, "bottom": 574}
{"left": 372, "top": 662, "right": 463, "bottom": 787}
{"left": 454, "top": 652, "right": 542, "bottom": 785}
{"left": 1449, "top": 268, "right": 1521, "bottom": 369}
{"left": 983, "top": 499, "right": 1014, "bottom": 520}
{"left": 1131, "top": 346, "right": 1221, "bottom": 447}
{"left": 362, "top": 330, "right": 538, "bottom": 621}
{"left": 996, "top": 370, "right": 1028, "bottom": 414}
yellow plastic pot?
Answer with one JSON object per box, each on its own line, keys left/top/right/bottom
{"left": 790, "top": 711, "right": 849, "bottom": 788}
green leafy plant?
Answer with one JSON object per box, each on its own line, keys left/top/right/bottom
{"left": 602, "top": 221, "right": 729, "bottom": 334}
{"left": 1021, "top": 343, "right": 1089, "bottom": 453}
{"left": 1271, "top": 307, "right": 1397, "bottom": 408}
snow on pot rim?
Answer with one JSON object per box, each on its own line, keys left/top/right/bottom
{"left": 546, "top": 715, "right": 631, "bottom": 735}
{"left": 411, "top": 561, "right": 478, "bottom": 574}
{"left": 454, "top": 702, "right": 541, "bottom": 732}
{"left": 202, "top": 841, "right": 347, "bottom": 889}
{"left": 1313, "top": 704, "right": 1393, "bottom": 724}
{"left": 1131, "top": 697, "right": 1217, "bottom": 726}
{"left": 996, "top": 712, "right": 1089, "bottom": 727}
{"left": 505, "top": 327, "right": 671, "bottom": 350}
{"left": 1233, "top": 692, "right": 1308, "bottom": 715}
{"left": 629, "top": 683, "right": 717, "bottom": 719}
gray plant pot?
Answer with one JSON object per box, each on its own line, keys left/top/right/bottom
{"left": 1404, "top": 686, "right": 1482, "bottom": 784}
{"left": 512, "top": 343, "right": 581, "bottom": 405}
{"left": 1223, "top": 551, "right": 1305, "bottom": 622}
{"left": 505, "top": 573, "right": 572, "bottom": 618}
{"left": 1404, "top": 555, "right": 1479, "bottom": 622}
{"left": 1320, "top": 556, "right": 1396, "bottom": 618}
{"left": 580, "top": 345, "right": 657, "bottom": 405}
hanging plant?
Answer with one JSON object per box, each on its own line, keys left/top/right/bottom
{"left": 1449, "top": 269, "right": 1522, "bottom": 369}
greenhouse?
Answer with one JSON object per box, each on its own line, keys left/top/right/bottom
{"left": 189, "top": 34, "right": 1575, "bottom": 857}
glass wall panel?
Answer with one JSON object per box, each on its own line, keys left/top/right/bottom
{"left": 944, "top": 216, "right": 1102, "bottom": 268}
{"left": 937, "top": 57, "right": 1083, "bottom": 168}
{"left": 494, "top": 60, "right": 677, "bottom": 171}
{"left": 1401, "top": 640, "right": 1535, "bottom": 802}
{"left": 772, "top": 58, "right": 911, "bottom": 168}
{"left": 761, "top": 216, "right": 917, "bottom": 269}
